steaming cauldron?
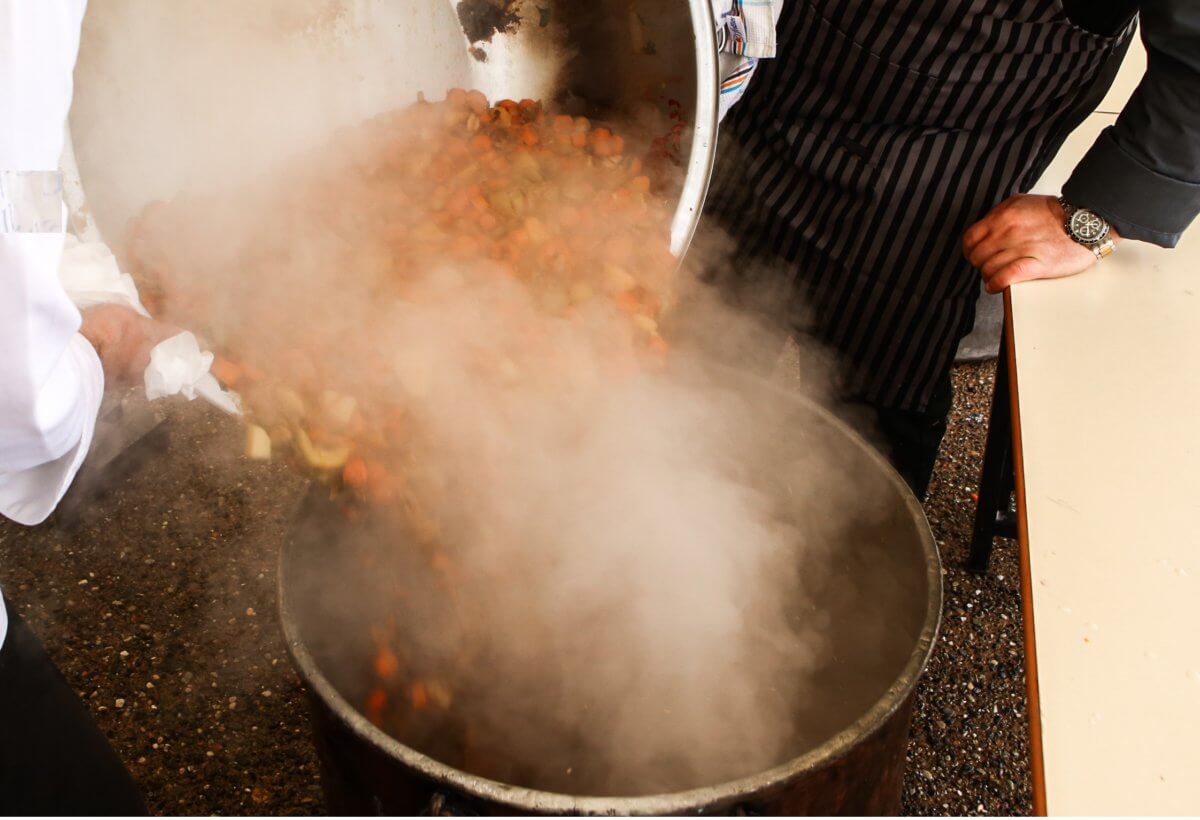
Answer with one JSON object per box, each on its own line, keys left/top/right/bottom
{"left": 279, "top": 375, "right": 941, "bottom": 815}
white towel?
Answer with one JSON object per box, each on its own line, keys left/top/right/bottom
{"left": 59, "top": 234, "right": 241, "bottom": 415}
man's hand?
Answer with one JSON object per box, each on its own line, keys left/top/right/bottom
{"left": 79, "top": 304, "right": 176, "bottom": 387}
{"left": 963, "top": 194, "right": 1118, "bottom": 294}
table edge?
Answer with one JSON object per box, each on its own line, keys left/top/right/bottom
{"left": 1005, "top": 289, "right": 1048, "bottom": 816}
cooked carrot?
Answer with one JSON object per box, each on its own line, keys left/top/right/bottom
{"left": 374, "top": 647, "right": 401, "bottom": 680}
{"left": 342, "top": 456, "right": 369, "bottom": 489}
{"left": 241, "top": 362, "right": 266, "bottom": 382}
{"left": 445, "top": 189, "right": 470, "bottom": 215}
{"left": 367, "top": 464, "right": 397, "bottom": 502}
{"left": 520, "top": 125, "right": 540, "bottom": 146}
{"left": 451, "top": 235, "right": 481, "bottom": 257}
{"left": 211, "top": 357, "right": 243, "bottom": 387}
{"left": 411, "top": 681, "right": 430, "bottom": 710}
{"left": 365, "top": 687, "right": 387, "bottom": 717}
{"left": 465, "top": 89, "right": 489, "bottom": 113}
{"left": 470, "top": 134, "right": 493, "bottom": 152}
{"left": 615, "top": 290, "right": 642, "bottom": 313}
{"left": 468, "top": 186, "right": 489, "bottom": 211}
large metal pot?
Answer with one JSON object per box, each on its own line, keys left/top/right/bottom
{"left": 68, "top": 0, "right": 718, "bottom": 256}
{"left": 280, "top": 374, "right": 942, "bottom": 815}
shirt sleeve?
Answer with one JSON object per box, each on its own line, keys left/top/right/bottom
{"left": 0, "top": 0, "right": 98, "bottom": 526}
{"left": 1063, "top": 2, "right": 1200, "bottom": 247}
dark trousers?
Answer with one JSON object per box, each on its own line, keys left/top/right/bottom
{"left": 855, "top": 369, "right": 954, "bottom": 501}
{"left": 0, "top": 599, "right": 147, "bottom": 816}
{"left": 687, "top": 253, "right": 954, "bottom": 500}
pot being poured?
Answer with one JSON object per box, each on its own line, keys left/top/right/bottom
{"left": 68, "top": 0, "right": 717, "bottom": 258}
{"left": 279, "top": 374, "right": 941, "bottom": 815}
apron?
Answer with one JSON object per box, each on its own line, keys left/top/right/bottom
{"left": 708, "top": 0, "right": 1135, "bottom": 411}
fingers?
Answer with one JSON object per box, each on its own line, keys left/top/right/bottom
{"left": 979, "top": 246, "right": 1032, "bottom": 278}
{"left": 962, "top": 220, "right": 990, "bottom": 256}
{"left": 81, "top": 306, "right": 173, "bottom": 386}
{"left": 962, "top": 195, "right": 1027, "bottom": 259}
{"left": 965, "top": 231, "right": 1012, "bottom": 269}
{"left": 129, "top": 317, "right": 177, "bottom": 376}
{"left": 148, "top": 317, "right": 179, "bottom": 347}
{"left": 985, "top": 258, "right": 1041, "bottom": 294}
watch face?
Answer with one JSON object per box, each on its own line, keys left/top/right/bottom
{"left": 1070, "top": 208, "right": 1109, "bottom": 243}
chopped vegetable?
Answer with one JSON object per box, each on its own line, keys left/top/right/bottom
{"left": 122, "top": 88, "right": 683, "bottom": 508}
{"left": 244, "top": 424, "right": 272, "bottom": 461}
{"left": 295, "top": 429, "right": 351, "bottom": 472}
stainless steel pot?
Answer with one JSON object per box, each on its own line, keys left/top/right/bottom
{"left": 68, "top": 0, "right": 718, "bottom": 256}
{"left": 279, "top": 374, "right": 942, "bottom": 815}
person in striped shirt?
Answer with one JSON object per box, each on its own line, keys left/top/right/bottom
{"left": 710, "top": 0, "right": 1200, "bottom": 496}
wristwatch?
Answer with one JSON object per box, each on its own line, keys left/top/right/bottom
{"left": 1058, "top": 197, "right": 1117, "bottom": 261}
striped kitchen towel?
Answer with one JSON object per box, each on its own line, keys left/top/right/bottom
{"left": 711, "top": 0, "right": 783, "bottom": 120}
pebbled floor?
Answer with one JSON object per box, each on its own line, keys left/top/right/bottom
{"left": 0, "top": 361, "right": 1028, "bottom": 816}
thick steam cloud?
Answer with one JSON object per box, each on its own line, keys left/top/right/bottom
{"left": 87, "top": 0, "right": 866, "bottom": 797}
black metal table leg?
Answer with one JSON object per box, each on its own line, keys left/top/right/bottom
{"left": 968, "top": 331, "right": 1016, "bottom": 575}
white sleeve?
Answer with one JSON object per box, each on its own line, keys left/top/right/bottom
{"left": 0, "top": 0, "right": 98, "bottom": 527}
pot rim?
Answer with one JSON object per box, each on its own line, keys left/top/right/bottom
{"left": 278, "top": 382, "right": 943, "bottom": 815}
{"left": 669, "top": 0, "right": 721, "bottom": 258}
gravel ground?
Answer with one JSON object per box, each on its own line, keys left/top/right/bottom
{"left": 901, "top": 362, "right": 1030, "bottom": 816}
{"left": 0, "top": 360, "right": 1028, "bottom": 816}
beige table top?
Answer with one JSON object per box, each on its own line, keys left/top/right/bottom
{"left": 1011, "top": 72, "right": 1200, "bottom": 814}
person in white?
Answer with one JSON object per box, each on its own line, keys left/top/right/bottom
{"left": 0, "top": 2, "right": 776, "bottom": 810}
{"left": 1, "top": 1, "right": 168, "bottom": 812}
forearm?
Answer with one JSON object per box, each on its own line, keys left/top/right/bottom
{"left": 0, "top": 233, "right": 104, "bottom": 472}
